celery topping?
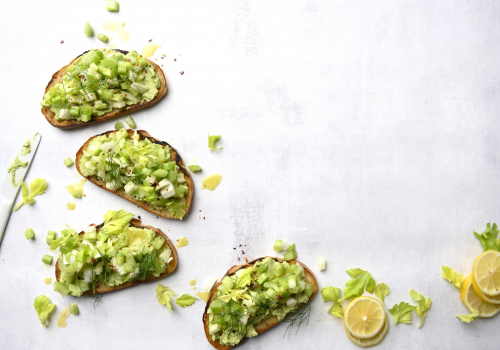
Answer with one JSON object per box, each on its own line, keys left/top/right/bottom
{"left": 208, "top": 258, "right": 315, "bottom": 347}
{"left": 53, "top": 210, "right": 173, "bottom": 298}
{"left": 41, "top": 49, "right": 160, "bottom": 123}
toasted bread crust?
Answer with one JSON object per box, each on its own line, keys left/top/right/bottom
{"left": 76, "top": 129, "right": 194, "bottom": 220}
{"left": 55, "top": 218, "right": 178, "bottom": 295}
{"left": 41, "top": 49, "right": 167, "bottom": 129}
{"left": 202, "top": 257, "right": 318, "bottom": 350}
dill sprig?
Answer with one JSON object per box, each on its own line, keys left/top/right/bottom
{"left": 282, "top": 305, "right": 311, "bottom": 338}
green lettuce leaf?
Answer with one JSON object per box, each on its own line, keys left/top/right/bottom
{"left": 340, "top": 268, "right": 376, "bottom": 301}
{"left": 208, "top": 134, "right": 222, "bottom": 151}
{"left": 410, "top": 289, "right": 432, "bottom": 328}
{"left": 389, "top": 302, "right": 416, "bottom": 325}
{"left": 375, "top": 283, "right": 390, "bottom": 305}
{"left": 33, "top": 295, "right": 56, "bottom": 327}
{"left": 441, "top": 266, "right": 464, "bottom": 291}
{"left": 321, "top": 286, "right": 341, "bottom": 302}
{"left": 156, "top": 284, "right": 175, "bottom": 313}
{"left": 175, "top": 294, "right": 198, "bottom": 308}
{"left": 474, "top": 223, "right": 500, "bottom": 252}
{"left": 457, "top": 309, "right": 479, "bottom": 323}
{"left": 102, "top": 210, "right": 134, "bottom": 235}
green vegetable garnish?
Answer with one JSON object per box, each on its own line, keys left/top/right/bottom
{"left": 175, "top": 294, "right": 198, "bottom": 308}
{"left": 33, "top": 295, "right": 56, "bottom": 328}
{"left": 97, "top": 33, "right": 109, "bottom": 43}
{"left": 374, "top": 283, "right": 390, "bottom": 305}
{"left": 64, "top": 157, "right": 74, "bottom": 167}
{"left": 156, "top": 284, "right": 175, "bottom": 312}
{"left": 102, "top": 209, "right": 134, "bottom": 234}
{"left": 46, "top": 230, "right": 56, "bottom": 245}
{"left": 409, "top": 289, "right": 432, "bottom": 329}
{"left": 474, "top": 223, "right": 500, "bottom": 252}
{"left": 83, "top": 22, "right": 94, "bottom": 37}
{"left": 441, "top": 266, "right": 464, "bottom": 291}
{"left": 13, "top": 178, "right": 47, "bottom": 211}
{"left": 208, "top": 134, "right": 222, "bottom": 151}
{"left": 69, "top": 303, "right": 79, "bottom": 315}
{"left": 340, "top": 268, "right": 376, "bottom": 301}
{"left": 188, "top": 165, "right": 202, "bottom": 173}
{"left": 114, "top": 122, "right": 124, "bottom": 130}
{"left": 53, "top": 282, "right": 70, "bottom": 297}
{"left": 456, "top": 309, "right": 479, "bottom": 323}
{"left": 321, "top": 286, "right": 343, "bottom": 318}
{"left": 7, "top": 156, "right": 28, "bottom": 186}
{"left": 389, "top": 302, "right": 416, "bottom": 325}
{"left": 42, "top": 255, "right": 53, "bottom": 265}
{"left": 25, "top": 228, "right": 35, "bottom": 240}
{"left": 125, "top": 116, "right": 136, "bottom": 129}
{"left": 105, "top": 0, "right": 119, "bottom": 12}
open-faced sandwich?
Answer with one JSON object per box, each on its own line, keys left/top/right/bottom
{"left": 76, "top": 129, "right": 194, "bottom": 220}
{"left": 41, "top": 48, "right": 167, "bottom": 129}
{"left": 53, "top": 210, "right": 177, "bottom": 296}
{"left": 203, "top": 257, "right": 318, "bottom": 349}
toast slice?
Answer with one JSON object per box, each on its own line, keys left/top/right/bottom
{"left": 203, "top": 257, "right": 318, "bottom": 350}
{"left": 76, "top": 129, "right": 194, "bottom": 220}
{"left": 55, "top": 218, "right": 178, "bottom": 295}
{"left": 41, "top": 49, "right": 167, "bottom": 129}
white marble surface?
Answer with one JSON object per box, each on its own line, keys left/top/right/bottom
{"left": 1, "top": 0, "right": 499, "bottom": 349}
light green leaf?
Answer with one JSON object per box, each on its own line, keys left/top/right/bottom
{"left": 441, "top": 266, "right": 464, "bottom": 291}
{"left": 175, "top": 294, "right": 198, "bottom": 308}
{"left": 457, "top": 309, "right": 479, "bottom": 323}
{"left": 29, "top": 178, "right": 48, "bottom": 196}
{"left": 340, "top": 268, "right": 376, "bottom": 301}
{"left": 235, "top": 266, "right": 254, "bottom": 288}
{"left": 474, "top": 223, "right": 500, "bottom": 252}
{"left": 410, "top": 289, "right": 432, "bottom": 328}
{"left": 33, "top": 295, "right": 56, "bottom": 327}
{"left": 328, "top": 302, "right": 343, "bottom": 318}
{"left": 156, "top": 284, "right": 176, "bottom": 313}
{"left": 102, "top": 209, "right": 134, "bottom": 234}
{"left": 375, "top": 283, "right": 390, "bottom": 305}
{"left": 321, "top": 286, "right": 341, "bottom": 302}
{"left": 208, "top": 134, "right": 222, "bottom": 151}
{"left": 389, "top": 302, "right": 416, "bottom": 325}
{"left": 188, "top": 165, "right": 202, "bottom": 173}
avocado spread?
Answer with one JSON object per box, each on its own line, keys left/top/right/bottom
{"left": 41, "top": 49, "right": 160, "bottom": 122}
{"left": 208, "top": 258, "right": 315, "bottom": 347}
{"left": 7, "top": 156, "right": 28, "bottom": 186}
{"left": 53, "top": 210, "right": 172, "bottom": 297}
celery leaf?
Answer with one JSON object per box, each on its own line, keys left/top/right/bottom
{"left": 33, "top": 295, "right": 56, "bottom": 328}
{"left": 175, "top": 294, "right": 198, "bottom": 308}
{"left": 321, "top": 286, "right": 341, "bottom": 302}
{"left": 328, "top": 303, "right": 344, "bottom": 318}
{"left": 410, "top": 289, "right": 432, "bottom": 328}
{"left": 156, "top": 284, "right": 175, "bottom": 313}
{"left": 375, "top": 283, "right": 390, "bottom": 305}
{"left": 208, "top": 134, "right": 222, "bottom": 151}
{"left": 457, "top": 309, "right": 479, "bottom": 323}
{"left": 389, "top": 302, "right": 416, "bottom": 325}
{"left": 102, "top": 209, "right": 134, "bottom": 234}
{"left": 340, "top": 268, "right": 376, "bottom": 301}
{"left": 14, "top": 178, "right": 47, "bottom": 211}
{"left": 441, "top": 266, "right": 464, "bottom": 291}
{"left": 474, "top": 223, "right": 500, "bottom": 252}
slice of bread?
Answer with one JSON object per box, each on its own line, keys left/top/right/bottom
{"left": 41, "top": 49, "right": 167, "bottom": 129}
{"left": 55, "top": 218, "right": 178, "bottom": 295}
{"left": 76, "top": 129, "right": 194, "bottom": 220}
{"left": 202, "top": 257, "right": 318, "bottom": 350}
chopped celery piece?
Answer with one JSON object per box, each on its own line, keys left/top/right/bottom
{"left": 287, "top": 244, "right": 296, "bottom": 252}
{"left": 53, "top": 282, "right": 70, "bottom": 298}
{"left": 273, "top": 239, "right": 283, "bottom": 251}
{"left": 42, "top": 255, "right": 53, "bottom": 265}
{"left": 69, "top": 303, "right": 79, "bottom": 315}
{"left": 25, "top": 228, "right": 35, "bottom": 240}
{"left": 114, "top": 122, "right": 124, "bottom": 129}
{"left": 318, "top": 257, "right": 326, "bottom": 271}
{"left": 125, "top": 116, "right": 136, "bottom": 129}
{"left": 46, "top": 230, "right": 56, "bottom": 244}
{"left": 188, "top": 165, "right": 202, "bottom": 173}
{"left": 153, "top": 236, "right": 165, "bottom": 250}
{"left": 210, "top": 300, "right": 222, "bottom": 314}
{"left": 70, "top": 106, "right": 80, "bottom": 117}
{"left": 98, "top": 33, "right": 109, "bottom": 43}
{"left": 283, "top": 250, "right": 297, "bottom": 261}
{"left": 64, "top": 157, "right": 74, "bottom": 167}
{"left": 105, "top": 0, "right": 119, "bottom": 12}
{"left": 83, "top": 22, "right": 94, "bottom": 37}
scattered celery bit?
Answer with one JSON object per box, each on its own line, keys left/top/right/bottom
{"left": 208, "top": 134, "right": 222, "bottom": 151}
{"left": 25, "top": 228, "right": 35, "bottom": 240}
{"left": 83, "top": 22, "right": 94, "bottom": 37}
{"left": 176, "top": 237, "right": 189, "bottom": 248}
{"left": 53, "top": 282, "right": 70, "bottom": 298}
{"left": 97, "top": 33, "right": 109, "bottom": 43}
{"left": 474, "top": 223, "right": 500, "bottom": 252}
{"left": 175, "top": 294, "right": 198, "bottom": 308}
{"left": 374, "top": 283, "right": 390, "bottom": 305}
{"left": 340, "top": 268, "right": 376, "bottom": 301}
{"left": 125, "top": 116, "right": 136, "bottom": 129}
{"left": 114, "top": 122, "right": 124, "bottom": 130}
{"left": 410, "top": 289, "right": 432, "bottom": 329}
{"left": 156, "top": 284, "right": 175, "bottom": 312}
{"left": 457, "top": 309, "right": 479, "bottom": 323}
{"left": 441, "top": 266, "right": 464, "bottom": 291}
{"left": 322, "top": 286, "right": 344, "bottom": 317}
{"left": 389, "top": 302, "right": 416, "bottom": 325}
{"left": 188, "top": 165, "right": 202, "bottom": 173}
{"left": 64, "top": 157, "right": 74, "bottom": 167}
{"left": 33, "top": 295, "right": 56, "bottom": 328}
{"left": 273, "top": 239, "right": 283, "bottom": 251}
{"left": 14, "top": 178, "right": 47, "bottom": 211}
{"left": 318, "top": 257, "right": 326, "bottom": 271}
{"left": 46, "top": 230, "right": 56, "bottom": 244}
{"left": 105, "top": 0, "right": 119, "bottom": 12}
{"left": 69, "top": 304, "right": 79, "bottom": 315}
{"left": 42, "top": 255, "right": 53, "bottom": 265}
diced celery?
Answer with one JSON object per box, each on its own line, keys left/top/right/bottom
{"left": 273, "top": 240, "right": 283, "bottom": 251}
{"left": 46, "top": 230, "right": 56, "bottom": 245}
{"left": 125, "top": 254, "right": 137, "bottom": 267}
{"left": 210, "top": 300, "right": 222, "bottom": 314}
{"left": 64, "top": 157, "right": 74, "bottom": 167}
{"left": 42, "top": 255, "right": 53, "bottom": 265}
{"left": 83, "top": 232, "right": 97, "bottom": 240}
{"left": 274, "top": 262, "right": 285, "bottom": 277}
{"left": 53, "top": 282, "right": 70, "bottom": 297}
{"left": 152, "top": 236, "right": 165, "bottom": 250}
{"left": 105, "top": 0, "right": 119, "bottom": 12}
{"left": 284, "top": 249, "right": 297, "bottom": 261}
{"left": 221, "top": 276, "right": 235, "bottom": 289}
{"left": 76, "top": 279, "right": 90, "bottom": 292}
{"left": 257, "top": 273, "right": 268, "bottom": 285}
{"left": 25, "top": 228, "right": 35, "bottom": 240}
{"left": 69, "top": 304, "right": 79, "bottom": 315}
{"left": 70, "top": 106, "right": 80, "bottom": 117}
{"left": 256, "top": 263, "right": 267, "bottom": 273}
{"left": 116, "top": 255, "right": 125, "bottom": 265}
{"left": 287, "top": 244, "right": 296, "bottom": 252}
{"left": 167, "top": 171, "right": 177, "bottom": 183}
{"left": 123, "top": 264, "right": 134, "bottom": 273}
{"left": 217, "top": 284, "right": 228, "bottom": 294}
{"left": 97, "top": 33, "right": 109, "bottom": 43}
{"left": 304, "top": 283, "right": 314, "bottom": 297}
{"left": 87, "top": 140, "right": 103, "bottom": 156}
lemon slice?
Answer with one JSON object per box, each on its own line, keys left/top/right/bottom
{"left": 461, "top": 274, "right": 500, "bottom": 318}
{"left": 344, "top": 296, "right": 385, "bottom": 338}
{"left": 472, "top": 277, "right": 500, "bottom": 305}
{"left": 346, "top": 312, "right": 389, "bottom": 348}
{"left": 472, "top": 250, "right": 500, "bottom": 296}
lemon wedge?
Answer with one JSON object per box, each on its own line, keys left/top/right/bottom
{"left": 472, "top": 250, "right": 500, "bottom": 297}
{"left": 344, "top": 296, "right": 385, "bottom": 338}
{"left": 346, "top": 312, "right": 389, "bottom": 347}
{"left": 461, "top": 274, "right": 500, "bottom": 318}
